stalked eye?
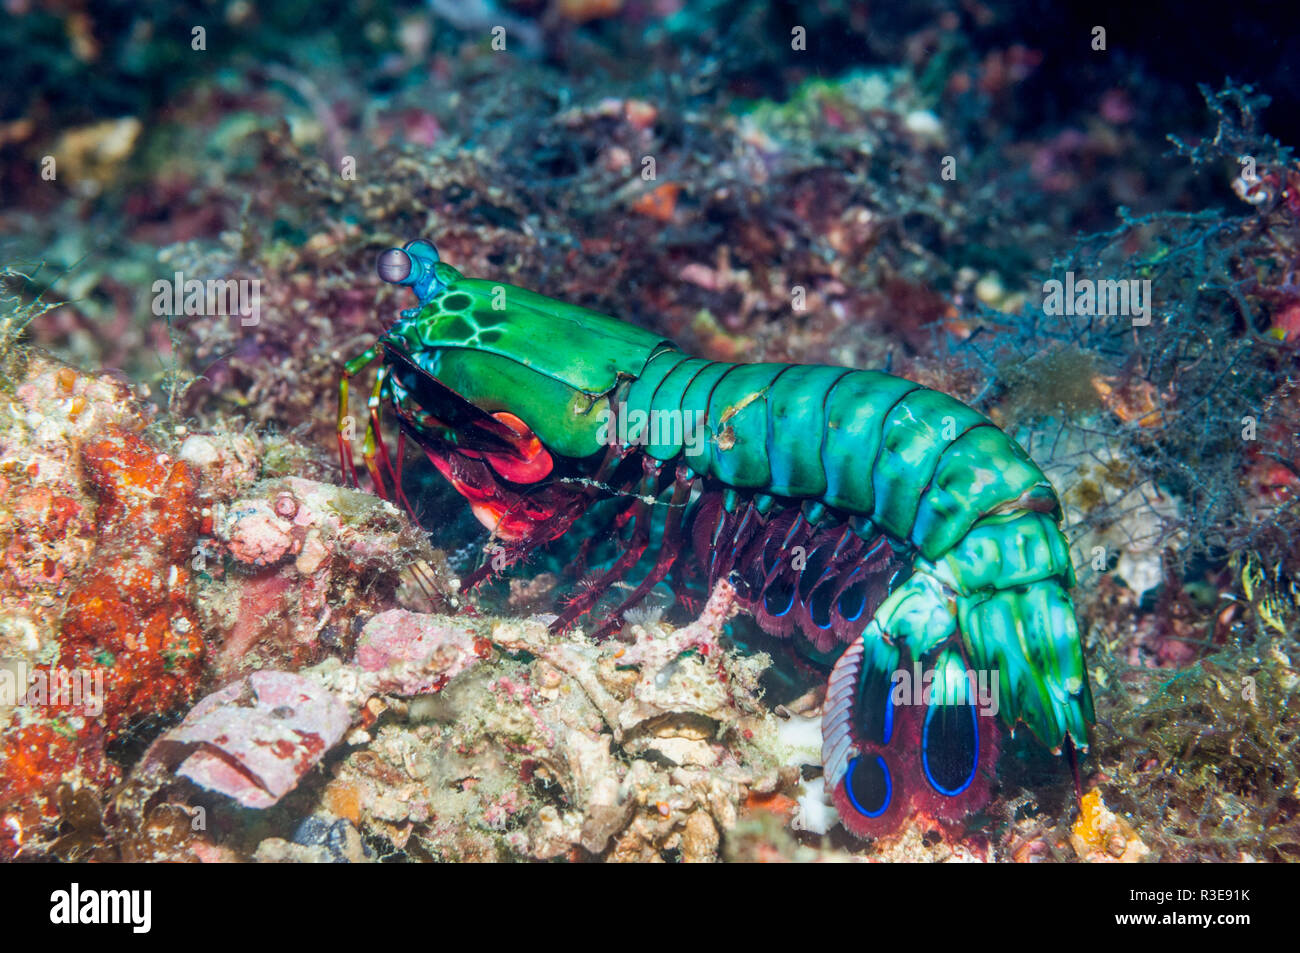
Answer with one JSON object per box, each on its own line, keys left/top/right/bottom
{"left": 922, "top": 701, "right": 980, "bottom": 796}
{"left": 377, "top": 247, "right": 412, "bottom": 284}
{"left": 845, "top": 755, "right": 892, "bottom": 818}
{"left": 382, "top": 240, "right": 446, "bottom": 305}
{"left": 403, "top": 239, "right": 441, "bottom": 272}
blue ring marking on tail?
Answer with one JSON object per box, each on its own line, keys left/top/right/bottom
{"left": 845, "top": 755, "right": 892, "bottom": 818}
{"left": 764, "top": 577, "right": 796, "bottom": 617}
{"left": 836, "top": 573, "right": 868, "bottom": 622}
{"left": 883, "top": 691, "right": 895, "bottom": 745}
{"left": 808, "top": 578, "right": 837, "bottom": 629}
{"left": 921, "top": 702, "right": 979, "bottom": 797}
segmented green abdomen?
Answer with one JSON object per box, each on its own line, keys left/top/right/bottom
{"left": 622, "top": 351, "right": 1059, "bottom": 560}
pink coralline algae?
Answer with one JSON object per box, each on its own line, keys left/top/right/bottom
{"left": 155, "top": 670, "right": 352, "bottom": 809}
{"left": 201, "top": 475, "right": 433, "bottom": 682}
{"left": 215, "top": 476, "right": 412, "bottom": 572}
{"left": 155, "top": 611, "right": 489, "bottom": 809}
{"left": 353, "top": 609, "right": 482, "bottom": 696}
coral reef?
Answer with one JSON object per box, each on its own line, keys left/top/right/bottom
{"left": 0, "top": 351, "right": 205, "bottom": 858}
{"left": 2, "top": 1, "right": 1299, "bottom": 864}
{"left": 280, "top": 580, "right": 797, "bottom": 862}
{"left": 59, "top": 424, "right": 204, "bottom": 738}
{"left": 200, "top": 475, "right": 438, "bottom": 681}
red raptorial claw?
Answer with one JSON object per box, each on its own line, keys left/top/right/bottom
{"left": 471, "top": 412, "right": 554, "bottom": 484}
